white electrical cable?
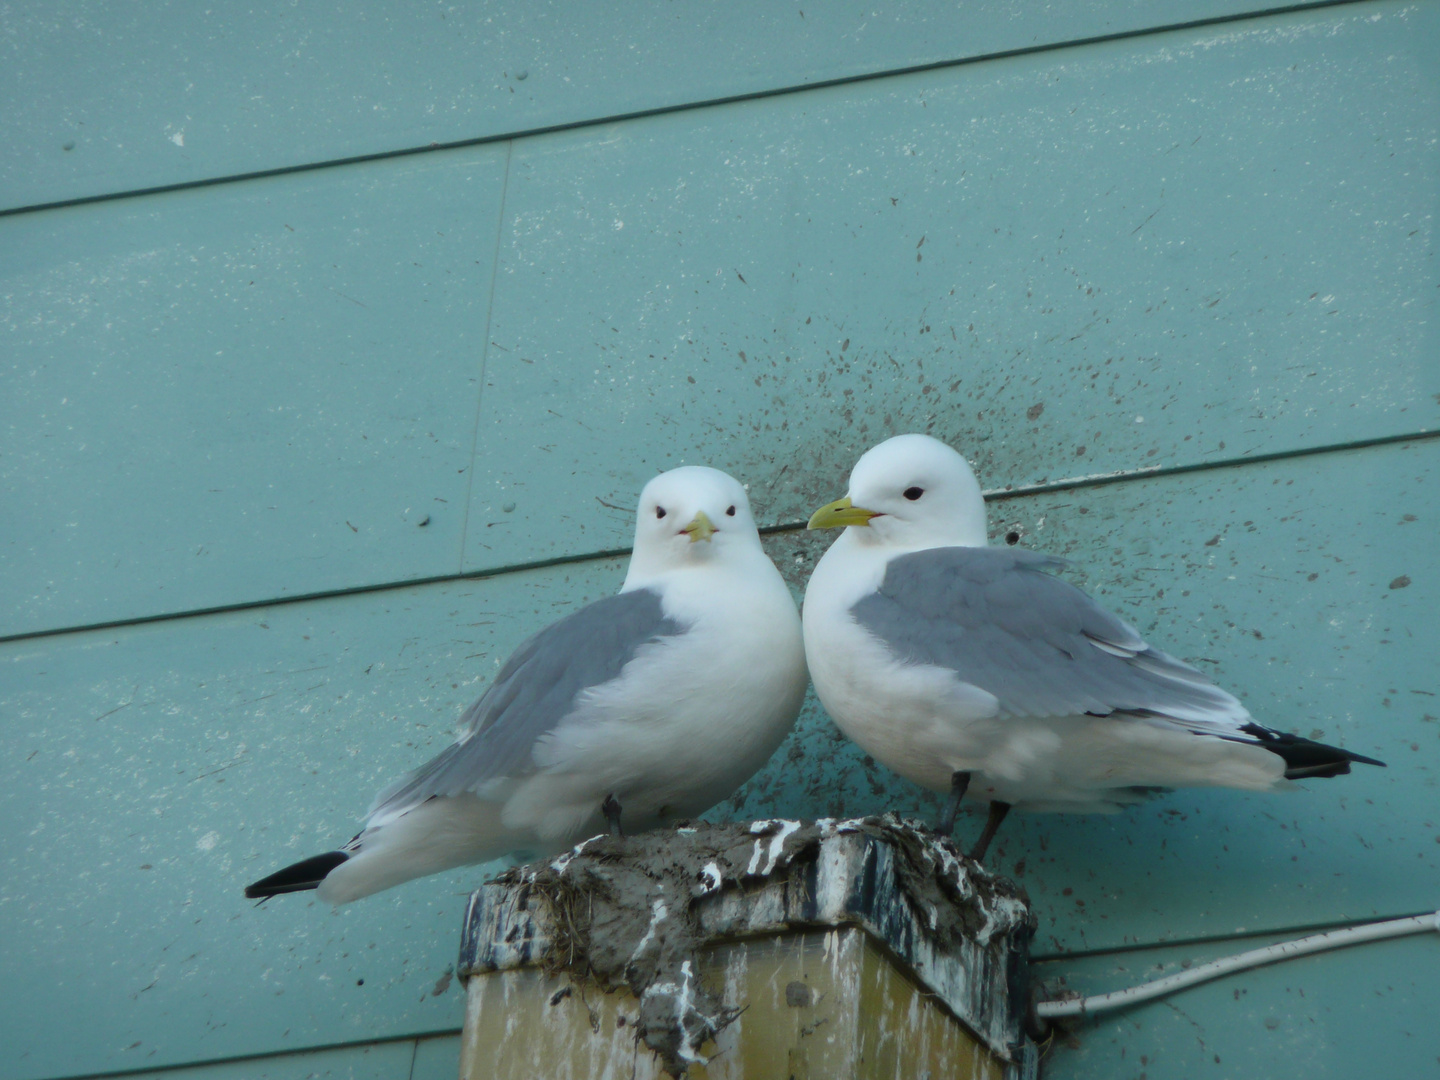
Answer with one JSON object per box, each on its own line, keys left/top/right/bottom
{"left": 1036, "top": 909, "right": 1440, "bottom": 1019}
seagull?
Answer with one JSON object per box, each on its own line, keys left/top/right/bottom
{"left": 802, "top": 434, "right": 1383, "bottom": 861}
{"left": 246, "top": 467, "right": 807, "bottom": 904}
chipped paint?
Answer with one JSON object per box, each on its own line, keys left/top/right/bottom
{"left": 459, "top": 816, "right": 1034, "bottom": 1070}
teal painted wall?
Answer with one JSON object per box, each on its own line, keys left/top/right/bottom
{"left": 2, "top": 2, "right": 1436, "bottom": 1078}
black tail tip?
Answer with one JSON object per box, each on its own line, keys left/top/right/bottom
{"left": 1239, "top": 724, "right": 1387, "bottom": 779}
{"left": 245, "top": 851, "right": 349, "bottom": 899}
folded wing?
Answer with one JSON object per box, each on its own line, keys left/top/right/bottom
{"left": 853, "top": 547, "right": 1248, "bottom": 727}
{"left": 850, "top": 547, "right": 1382, "bottom": 776}
{"left": 364, "top": 588, "right": 687, "bottom": 829}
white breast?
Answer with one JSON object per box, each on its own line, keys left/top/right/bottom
{"left": 504, "top": 553, "right": 807, "bottom": 842}
{"left": 803, "top": 536, "right": 1004, "bottom": 793}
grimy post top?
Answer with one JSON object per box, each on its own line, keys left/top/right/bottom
{"left": 458, "top": 815, "right": 1038, "bottom": 1079}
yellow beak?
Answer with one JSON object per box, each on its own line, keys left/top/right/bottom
{"left": 682, "top": 510, "right": 716, "bottom": 543}
{"left": 807, "top": 497, "right": 880, "bottom": 530}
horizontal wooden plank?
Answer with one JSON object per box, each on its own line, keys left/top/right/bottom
{"left": 0, "top": 558, "right": 625, "bottom": 1080}
{"left": 728, "top": 438, "right": 1438, "bottom": 953}
{"left": 10, "top": 2, "right": 1433, "bottom": 640}
{"left": 117, "top": 1040, "right": 419, "bottom": 1080}
{"left": 1034, "top": 930, "right": 1440, "bottom": 1079}
{"left": 0, "top": 146, "right": 506, "bottom": 637}
{"left": 466, "top": 1, "right": 1439, "bottom": 571}
{"left": 5, "top": 0, "right": 1293, "bottom": 212}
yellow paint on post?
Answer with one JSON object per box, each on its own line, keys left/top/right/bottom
{"left": 460, "top": 928, "right": 1003, "bottom": 1080}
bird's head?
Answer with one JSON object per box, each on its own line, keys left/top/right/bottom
{"left": 807, "top": 434, "right": 988, "bottom": 551}
{"left": 625, "top": 465, "right": 763, "bottom": 581}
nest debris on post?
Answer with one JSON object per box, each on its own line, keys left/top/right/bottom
{"left": 464, "top": 815, "right": 1035, "bottom": 1077}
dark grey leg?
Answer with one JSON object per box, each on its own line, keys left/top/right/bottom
{"left": 601, "top": 793, "right": 624, "bottom": 837}
{"left": 934, "top": 771, "right": 972, "bottom": 836}
{"left": 968, "top": 800, "right": 1012, "bottom": 861}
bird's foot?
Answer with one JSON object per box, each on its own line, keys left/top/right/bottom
{"left": 601, "top": 793, "right": 625, "bottom": 837}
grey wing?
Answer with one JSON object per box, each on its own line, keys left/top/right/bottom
{"left": 365, "top": 588, "right": 687, "bottom": 824}
{"left": 851, "top": 547, "right": 1248, "bottom": 727}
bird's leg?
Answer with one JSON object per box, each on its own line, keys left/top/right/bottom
{"left": 934, "top": 771, "right": 972, "bottom": 836}
{"left": 601, "top": 793, "right": 625, "bottom": 838}
{"left": 967, "top": 800, "right": 1012, "bottom": 862}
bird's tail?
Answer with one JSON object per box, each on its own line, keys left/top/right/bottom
{"left": 1233, "top": 724, "right": 1386, "bottom": 779}
{"left": 245, "top": 851, "right": 350, "bottom": 898}
{"left": 244, "top": 793, "right": 527, "bottom": 906}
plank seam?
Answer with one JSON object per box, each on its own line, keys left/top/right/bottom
{"left": 457, "top": 140, "right": 514, "bottom": 572}
{"left": 29, "top": 1029, "right": 462, "bottom": 1080}
{"left": 982, "top": 425, "right": 1436, "bottom": 503}
{"left": 0, "top": 0, "right": 1376, "bottom": 220}
{"left": 1030, "top": 908, "right": 1440, "bottom": 963}
{"left": 2, "top": 426, "right": 1433, "bottom": 646}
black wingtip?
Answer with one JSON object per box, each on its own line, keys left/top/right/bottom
{"left": 245, "top": 851, "right": 349, "bottom": 899}
{"left": 1341, "top": 748, "right": 1387, "bottom": 768}
{"left": 1237, "top": 724, "right": 1387, "bottom": 779}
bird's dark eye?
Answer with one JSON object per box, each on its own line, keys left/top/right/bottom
{"left": 725, "top": 505, "right": 736, "bottom": 517}
{"left": 903, "top": 487, "right": 924, "bottom": 501}
{"left": 655, "top": 507, "right": 667, "bottom": 519}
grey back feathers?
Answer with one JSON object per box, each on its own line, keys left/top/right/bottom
{"left": 366, "top": 588, "right": 687, "bottom": 822}
{"left": 851, "top": 547, "right": 1244, "bottom": 724}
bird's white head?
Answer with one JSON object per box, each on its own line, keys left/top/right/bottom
{"left": 623, "top": 465, "right": 764, "bottom": 586}
{"left": 807, "top": 434, "right": 988, "bottom": 551}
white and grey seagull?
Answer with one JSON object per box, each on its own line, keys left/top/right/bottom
{"left": 247, "top": 466, "right": 807, "bottom": 904}
{"left": 803, "top": 434, "right": 1383, "bottom": 861}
